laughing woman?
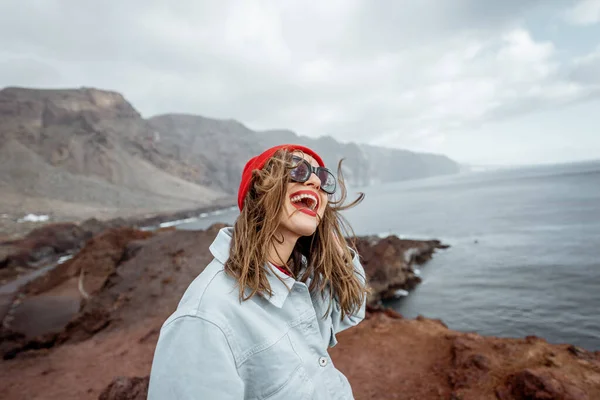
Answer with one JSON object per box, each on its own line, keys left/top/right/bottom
{"left": 148, "top": 144, "right": 368, "bottom": 399}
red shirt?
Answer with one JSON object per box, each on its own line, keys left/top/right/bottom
{"left": 273, "top": 265, "right": 292, "bottom": 277}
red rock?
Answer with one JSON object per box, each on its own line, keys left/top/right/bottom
{"left": 504, "top": 368, "right": 589, "bottom": 400}
{"left": 98, "top": 376, "right": 149, "bottom": 400}
{"left": 0, "top": 223, "right": 87, "bottom": 271}
{"left": 0, "top": 227, "right": 153, "bottom": 358}
{"left": 1, "top": 228, "right": 598, "bottom": 400}
{"left": 354, "top": 235, "right": 448, "bottom": 306}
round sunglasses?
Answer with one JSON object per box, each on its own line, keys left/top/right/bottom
{"left": 289, "top": 155, "right": 337, "bottom": 194}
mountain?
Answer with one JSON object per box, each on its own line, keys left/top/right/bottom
{"left": 0, "top": 86, "right": 460, "bottom": 221}
{"left": 0, "top": 87, "right": 226, "bottom": 221}
{"left": 257, "top": 130, "right": 460, "bottom": 186}
{"left": 146, "top": 114, "right": 261, "bottom": 194}
{"left": 147, "top": 116, "right": 461, "bottom": 191}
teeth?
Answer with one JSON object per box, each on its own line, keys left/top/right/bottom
{"left": 290, "top": 193, "right": 318, "bottom": 210}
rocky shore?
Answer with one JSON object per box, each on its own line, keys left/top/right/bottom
{"left": 0, "top": 221, "right": 599, "bottom": 399}
{"left": 0, "top": 203, "right": 234, "bottom": 283}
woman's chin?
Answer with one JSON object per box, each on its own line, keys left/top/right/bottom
{"left": 288, "top": 217, "right": 319, "bottom": 237}
{"left": 299, "top": 227, "right": 318, "bottom": 237}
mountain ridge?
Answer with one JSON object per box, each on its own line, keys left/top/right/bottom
{"left": 0, "top": 86, "right": 460, "bottom": 222}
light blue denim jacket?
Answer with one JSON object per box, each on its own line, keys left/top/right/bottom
{"left": 148, "top": 227, "right": 366, "bottom": 399}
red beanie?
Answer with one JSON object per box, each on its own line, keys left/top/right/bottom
{"left": 238, "top": 144, "right": 325, "bottom": 210}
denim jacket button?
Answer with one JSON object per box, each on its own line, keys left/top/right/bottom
{"left": 318, "top": 356, "right": 328, "bottom": 367}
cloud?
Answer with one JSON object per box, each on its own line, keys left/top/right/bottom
{"left": 368, "top": 28, "right": 600, "bottom": 148}
{"left": 0, "top": 0, "right": 598, "bottom": 162}
{"left": 565, "top": 0, "right": 600, "bottom": 26}
{"left": 570, "top": 46, "right": 600, "bottom": 84}
{"left": 0, "top": 54, "right": 62, "bottom": 86}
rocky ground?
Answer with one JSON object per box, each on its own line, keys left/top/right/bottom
{"left": 0, "top": 221, "right": 598, "bottom": 399}
{"left": 333, "top": 313, "right": 600, "bottom": 399}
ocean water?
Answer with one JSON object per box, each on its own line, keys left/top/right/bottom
{"left": 178, "top": 160, "right": 600, "bottom": 350}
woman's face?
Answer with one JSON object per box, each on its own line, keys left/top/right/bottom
{"left": 277, "top": 151, "right": 329, "bottom": 238}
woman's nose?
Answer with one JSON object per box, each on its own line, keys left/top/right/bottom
{"left": 304, "top": 171, "right": 321, "bottom": 190}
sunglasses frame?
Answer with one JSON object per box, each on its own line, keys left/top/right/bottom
{"left": 289, "top": 155, "right": 337, "bottom": 194}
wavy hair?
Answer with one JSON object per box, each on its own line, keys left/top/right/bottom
{"left": 224, "top": 149, "right": 367, "bottom": 318}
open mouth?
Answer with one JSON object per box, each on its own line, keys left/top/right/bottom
{"left": 289, "top": 190, "right": 319, "bottom": 215}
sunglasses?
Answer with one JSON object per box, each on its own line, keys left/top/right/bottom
{"left": 289, "top": 155, "right": 337, "bottom": 194}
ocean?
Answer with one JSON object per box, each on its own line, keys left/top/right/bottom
{"left": 178, "top": 160, "right": 600, "bottom": 350}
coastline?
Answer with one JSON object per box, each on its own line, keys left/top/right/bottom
{"left": 0, "top": 217, "right": 599, "bottom": 398}
{"left": 0, "top": 197, "right": 237, "bottom": 240}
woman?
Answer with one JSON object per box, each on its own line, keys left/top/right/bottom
{"left": 148, "top": 144, "right": 368, "bottom": 399}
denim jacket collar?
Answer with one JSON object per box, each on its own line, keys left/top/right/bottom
{"left": 209, "top": 227, "right": 296, "bottom": 308}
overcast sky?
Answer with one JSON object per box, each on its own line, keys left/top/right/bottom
{"left": 1, "top": 1, "right": 599, "bottom": 165}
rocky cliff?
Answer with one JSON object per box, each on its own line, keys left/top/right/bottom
{"left": 148, "top": 114, "right": 461, "bottom": 191}
{"left": 0, "top": 87, "right": 226, "bottom": 223}
{"left": 1, "top": 86, "right": 460, "bottom": 227}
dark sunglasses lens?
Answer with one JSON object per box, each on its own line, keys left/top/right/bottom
{"left": 318, "top": 169, "right": 336, "bottom": 193}
{"left": 290, "top": 156, "right": 336, "bottom": 193}
{"left": 290, "top": 159, "right": 310, "bottom": 182}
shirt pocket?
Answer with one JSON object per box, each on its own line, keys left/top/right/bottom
{"left": 241, "top": 333, "right": 314, "bottom": 400}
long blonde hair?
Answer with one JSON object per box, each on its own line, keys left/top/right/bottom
{"left": 224, "top": 149, "right": 367, "bottom": 318}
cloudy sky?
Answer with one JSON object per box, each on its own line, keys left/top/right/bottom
{"left": 1, "top": 1, "right": 599, "bottom": 165}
